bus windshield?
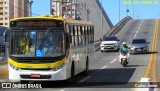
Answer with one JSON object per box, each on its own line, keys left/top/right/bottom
{"left": 10, "top": 30, "right": 66, "bottom": 57}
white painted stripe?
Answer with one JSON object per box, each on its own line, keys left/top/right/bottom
{"left": 141, "top": 20, "right": 144, "bottom": 24}
{"left": 134, "top": 34, "right": 137, "bottom": 38}
{"left": 136, "top": 31, "right": 138, "bottom": 34}
{"left": 98, "top": 65, "right": 108, "bottom": 71}
{"left": 140, "top": 23, "right": 142, "bottom": 27}
{"left": 110, "top": 59, "right": 117, "bottom": 64}
{"left": 101, "top": 65, "right": 108, "bottom": 69}
{"left": 79, "top": 76, "right": 91, "bottom": 82}
{"left": 60, "top": 90, "right": 65, "bottom": 91}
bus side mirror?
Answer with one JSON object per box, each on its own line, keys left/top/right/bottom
{"left": 3, "top": 29, "right": 8, "bottom": 43}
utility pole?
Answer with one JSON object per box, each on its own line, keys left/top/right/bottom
{"left": 132, "top": 0, "right": 134, "bottom": 19}
{"left": 126, "top": 0, "right": 129, "bottom": 16}
{"left": 101, "top": 0, "right": 103, "bottom": 40}
{"left": 75, "top": 0, "right": 78, "bottom": 19}
{"left": 119, "top": 0, "right": 120, "bottom": 22}
{"left": 28, "top": 0, "right": 33, "bottom": 16}
{"left": 87, "top": 9, "right": 90, "bottom": 21}
{"left": 70, "top": 0, "right": 73, "bottom": 18}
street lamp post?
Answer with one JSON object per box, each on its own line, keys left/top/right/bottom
{"left": 119, "top": 0, "right": 120, "bottom": 22}
{"left": 70, "top": 0, "right": 73, "bottom": 18}
{"left": 126, "top": 0, "right": 129, "bottom": 16}
{"left": 132, "top": 0, "right": 134, "bottom": 19}
{"left": 28, "top": 0, "right": 33, "bottom": 16}
{"left": 101, "top": 0, "right": 103, "bottom": 40}
{"left": 87, "top": 9, "right": 90, "bottom": 21}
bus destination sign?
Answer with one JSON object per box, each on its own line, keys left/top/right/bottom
{"left": 10, "top": 20, "right": 64, "bottom": 28}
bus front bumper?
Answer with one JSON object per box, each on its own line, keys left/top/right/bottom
{"left": 9, "top": 66, "right": 67, "bottom": 81}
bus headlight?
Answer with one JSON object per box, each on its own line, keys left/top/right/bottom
{"left": 52, "top": 63, "right": 65, "bottom": 71}
{"left": 9, "top": 63, "right": 20, "bottom": 71}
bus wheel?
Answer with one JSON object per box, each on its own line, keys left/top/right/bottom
{"left": 83, "top": 57, "right": 89, "bottom": 75}
{"left": 71, "top": 62, "right": 75, "bottom": 77}
{"left": 21, "top": 80, "right": 29, "bottom": 84}
{"left": 66, "top": 62, "right": 75, "bottom": 83}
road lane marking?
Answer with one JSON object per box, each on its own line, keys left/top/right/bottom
{"left": 79, "top": 76, "right": 91, "bottom": 82}
{"left": 144, "top": 19, "right": 158, "bottom": 82}
{"left": 136, "top": 31, "right": 138, "bottom": 34}
{"left": 98, "top": 65, "right": 108, "bottom": 71}
{"left": 101, "top": 65, "right": 108, "bottom": 69}
{"left": 139, "top": 23, "right": 142, "bottom": 27}
{"left": 110, "top": 59, "right": 117, "bottom": 64}
{"left": 60, "top": 90, "right": 65, "bottom": 91}
{"left": 134, "top": 34, "right": 137, "bottom": 38}
{"left": 141, "top": 20, "right": 144, "bottom": 24}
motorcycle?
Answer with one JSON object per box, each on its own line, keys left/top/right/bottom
{"left": 119, "top": 51, "right": 129, "bottom": 67}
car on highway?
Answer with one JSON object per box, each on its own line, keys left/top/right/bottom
{"left": 129, "top": 38, "right": 150, "bottom": 54}
{"left": 100, "top": 36, "right": 120, "bottom": 52}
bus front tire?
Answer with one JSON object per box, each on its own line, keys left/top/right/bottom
{"left": 66, "top": 62, "right": 75, "bottom": 83}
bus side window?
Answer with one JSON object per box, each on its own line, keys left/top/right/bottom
{"left": 86, "top": 26, "right": 89, "bottom": 44}
{"left": 80, "top": 26, "right": 83, "bottom": 46}
{"left": 72, "top": 25, "right": 75, "bottom": 47}
{"left": 92, "top": 27, "right": 94, "bottom": 43}
{"left": 82, "top": 26, "right": 85, "bottom": 45}
{"left": 74, "top": 26, "right": 76, "bottom": 46}
{"left": 78, "top": 26, "right": 81, "bottom": 46}
{"left": 84, "top": 26, "right": 87, "bottom": 45}
{"left": 88, "top": 27, "right": 91, "bottom": 44}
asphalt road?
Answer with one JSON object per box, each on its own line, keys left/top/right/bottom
{"left": 3, "top": 19, "right": 160, "bottom": 91}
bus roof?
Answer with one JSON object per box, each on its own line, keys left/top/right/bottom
{"left": 10, "top": 15, "right": 94, "bottom": 26}
{"left": 66, "top": 19, "right": 93, "bottom": 26}
{"left": 10, "top": 15, "right": 65, "bottom": 21}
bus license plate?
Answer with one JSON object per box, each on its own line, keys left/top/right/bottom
{"left": 31, "top": 74, "right": 41, "bottom": 78}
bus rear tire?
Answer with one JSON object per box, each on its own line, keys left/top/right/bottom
{"left": 82, "top": 57, "right": 89, "bottom": 75}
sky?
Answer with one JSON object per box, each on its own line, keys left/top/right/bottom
{"left": 32, "top": 0, "right": 160, "bottom": 25}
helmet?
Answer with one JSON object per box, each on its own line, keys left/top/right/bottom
{"left": 122, "top": 42, "right": 126, "bottom": 45}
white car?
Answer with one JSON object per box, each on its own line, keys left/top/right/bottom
{"left": 100, "top": 36, "right": 120, "bottom": 52}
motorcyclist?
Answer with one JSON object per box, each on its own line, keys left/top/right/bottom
{"left": 119, "top": 42, "right": 129, "bottom": 64}
{"left": 120, "top": 42, "right": 128, "bottom": 54}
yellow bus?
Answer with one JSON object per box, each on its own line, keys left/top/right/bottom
{"left": 7, "top": 15, "right": 94, "bottom": 83}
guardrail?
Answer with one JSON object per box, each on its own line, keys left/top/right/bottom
{"left": 95, "top": 16, "right": 133, "bottom": 51}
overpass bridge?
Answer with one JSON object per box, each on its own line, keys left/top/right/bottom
{"left": 78, "top": 0, "right": 113, "bottom": 40}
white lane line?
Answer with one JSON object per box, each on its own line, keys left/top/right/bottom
{"left": 138, "top": 27, "right": 140, "bottom": 30}
{"left": 98, "top": 65, "right": 108, "bottom": 71}
{"left": 136, "top": 31, "right": 138, "bottom": 34}
{"left": 141, "top": 20, "right": 144, "bottom": 24}
{"left": 110, "top": 59, "right": 117, "bottom": 64}
{"left": 79, "top": 76, "right": 92, "bottom": 82}
{"left": 60, "top": 90, "right": 65, "bottom": 91}
{"left": 139, "top": 23, "right": 142, "bottom": 27}
{"left": 134, "top": 34, "right": 137, "bottom": 38}
{"left": 101, "top": 65, "right": 108, "bottom": 69}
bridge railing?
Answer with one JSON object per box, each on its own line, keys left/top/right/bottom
{"left": 95, "top": 16, "right": 133, "bottom": 51}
